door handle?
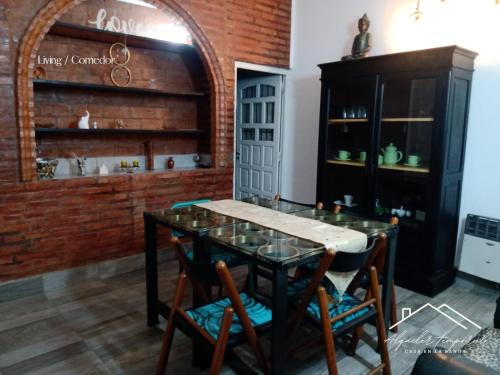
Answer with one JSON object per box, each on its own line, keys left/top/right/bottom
{"left": 236, "top": 152, "right": 240, "bottom": 161}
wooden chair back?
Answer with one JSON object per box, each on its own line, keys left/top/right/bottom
{"left": 288, "top": 249, "right": 336, "bottom": 340}
{"left": 170, "top": 236, "right": 220, "bottom": 304}
{"left": 329, "top": 235, "right": 380, "bottom": 273}
{"left": 317, "top": 265, "right": 391, "bottom": 375}
{"left": 346, "top": 232, "right": 387, "bottom": 294}
{"left": 215, "top": 261, "right": 269, "bottom": 374}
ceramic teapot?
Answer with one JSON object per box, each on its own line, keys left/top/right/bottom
{"left": 381, "top": 143, "right": 403, "bottom": 165}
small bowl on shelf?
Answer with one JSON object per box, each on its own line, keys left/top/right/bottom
{"left": 36, "top": 157, "right": 58, "bottom": 179}
{"left": 120, "top": 166, "right": 139, "bottom": 173}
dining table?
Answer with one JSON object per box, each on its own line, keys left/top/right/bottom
{"left": 143, "top": 197, "right": 399, "bottom": 375}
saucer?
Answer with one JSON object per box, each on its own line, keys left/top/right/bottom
{"left": 404, "top": 163, "right": 421, "bottom": 167}
{"left": 334, "top": 200, "right": 358, "bottom": 208}
{"left": 334, "top": 157, "right": 351, "bottom": 161}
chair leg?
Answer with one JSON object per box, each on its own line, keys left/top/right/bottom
{"left": 157, "top": 273, "right": 188, "bottom": 375}
{"left": 317, "top": 287, "right": 339, "bottom": 375}
{"left": 156, "top": 316, "right": 176, "bottom": 375}
{"left": 369, "top": 268, "right": 392, "bottom": 375}
{"left": 390, "top": 283, "right": 398, "bottom": 333}
{"left": 209, "top": 307, "right": 233, "bottom": 375}
{"left": 347, "top": 325, "right": 364, "bottom": 356}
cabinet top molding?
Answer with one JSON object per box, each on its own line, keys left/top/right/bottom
{"left": 319, "top": 45, "right": 478, "bottom": 76}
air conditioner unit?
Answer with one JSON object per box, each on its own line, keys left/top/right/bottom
{"left": 459, "top": 214, "right": 500, "bottom": 283}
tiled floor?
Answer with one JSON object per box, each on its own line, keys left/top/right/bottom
{"left": 0, "top": 259, "right": 497, "bottom": 375}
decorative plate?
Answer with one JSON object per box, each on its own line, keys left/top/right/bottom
{"left": 110, "top": 65, "right": 132, "bottom": 87}
{"left": 109, "top": 42, "right": 131, "bottom": 65}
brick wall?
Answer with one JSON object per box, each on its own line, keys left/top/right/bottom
{"left": 0, "top": 0, "right": 291, "bottom": 281}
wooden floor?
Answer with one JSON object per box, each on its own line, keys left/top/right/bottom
{"left": 0, "top": 259, "right": 497, "bottom": 375}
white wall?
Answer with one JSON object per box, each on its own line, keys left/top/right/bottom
{"left": 283, "top": 0, "right": 500, "bottom": 231}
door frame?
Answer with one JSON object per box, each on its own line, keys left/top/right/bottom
{"left": 233, "top": 61, "right": 290, "bottom": 198}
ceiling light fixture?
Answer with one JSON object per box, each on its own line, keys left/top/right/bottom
{"left": 412, "top": 0, "right": 499, "bottom": 21}
{"left": 410, "top": 0, "right": 424, "bottom": 21}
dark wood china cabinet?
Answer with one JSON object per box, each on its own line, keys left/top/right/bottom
{"left": 316, "top": 46, "right": 477, "bottom": 296}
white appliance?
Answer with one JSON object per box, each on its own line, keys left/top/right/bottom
{"left": 459, "top": 214, "right": 500, "bottom": 283}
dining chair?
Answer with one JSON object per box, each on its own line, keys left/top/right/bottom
{"left": 346, "top": 217, "right": 399, "bottom": 334}
{"left": 287, "top": 233, "right": 391, "bottom": 375}
{"left": 295, "top": 210, "right": 399, "bottom": 334}
{"left": 156, "top": 260, "right": 271, "bottom": 375}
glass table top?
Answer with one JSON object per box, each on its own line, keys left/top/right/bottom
{"left": 150, "top": 205, "right": 242, "bottom": 231}
{"left": 240, "top": 196, "right": 310, "bottom": 214}
{"left": 148, "top": 198, "right": 396, "bottom": 263}
{"left": 208, "top": 222, "right": 325, "bottom": 264}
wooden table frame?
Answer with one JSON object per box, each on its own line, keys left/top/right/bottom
{"left": 143, "top": 210, "right": 399, "bottom": 375}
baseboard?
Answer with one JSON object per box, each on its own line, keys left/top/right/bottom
{"left": 0, "top": 248, "right": 175, "bottom": 303}
{"left": 395, "top": 267, "right": 457, "bottom": 297}
{"left": 456, "top": 271, "right": 500, "bottom": 291}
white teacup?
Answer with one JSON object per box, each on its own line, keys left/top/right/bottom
{"left": 407, "top": 155, "right": 421, "bottom": 166}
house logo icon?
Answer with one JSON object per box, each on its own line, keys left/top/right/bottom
{"left": 390, "top": 303, "right": 482, "bottom": 331}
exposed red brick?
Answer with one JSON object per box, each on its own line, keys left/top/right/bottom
{"left": 0, "top": 0, "right": 290, "bottom": 282}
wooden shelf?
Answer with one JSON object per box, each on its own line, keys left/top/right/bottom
{"left": 381, "top": 117, "right": 434, "bottom": 122}
{"left": 48, "top": 22, "right": 196, "bottom": 54}
{"left": 329, "top": 118, "right": 369, "bottom": 124}
{"left": 35, "top": 128, "right": 208, "bottom": 137}
{"left": 378, "top": 164, "right": 430, "bottom": 173}
{"left": 326, "top": 159, "right": 365, "bottom": 167}
{"left": 33, "top": 79, "right": 206, "bottom": 98}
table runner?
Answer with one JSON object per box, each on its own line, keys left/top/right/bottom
{"left": 196, "top": 199, "right": 368, "bottom": 297}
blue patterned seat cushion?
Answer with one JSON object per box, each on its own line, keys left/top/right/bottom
{"left": 288, "top": 278, "right": 372, "bottom": 330}
{"left": 186, "top": 293, "right": 272, "bottom": 339}
{"left": 183, "top": 242, "right": 245, "bottom": 267}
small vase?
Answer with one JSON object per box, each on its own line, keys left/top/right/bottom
{"left": 167, "top": 157, "right": 174, "bottom": 169}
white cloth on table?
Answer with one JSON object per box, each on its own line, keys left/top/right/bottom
{"left": 195, "top": 199, "right": 367, "bottom": 298}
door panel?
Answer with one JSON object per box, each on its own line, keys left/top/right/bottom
{"left": 235, "top": 75, "right": 283, "bottom": 199}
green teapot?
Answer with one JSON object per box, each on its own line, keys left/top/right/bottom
{"left": 381, "top": 143, "right": 403, "bottom": 165}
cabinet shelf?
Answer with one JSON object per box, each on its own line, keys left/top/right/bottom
{"left": 48, "top": 22, "right": 196, "bottom": 54}
{"left": 378, "top": 164, "right": 430, "bottom": 173}
{"left": 381, "top": 117, "right": 434, "bottom": 123}
{"left": 329, "top": 118, "right": 369, "bottom": 124}
{"left": 33, "top": 79, "right": 206, "bottom": 98}
{"left": 326, "top": 160, "right": 365, "bottom": 167}
{"left": 34, "top": 128, "right": 208, "bottom": 137}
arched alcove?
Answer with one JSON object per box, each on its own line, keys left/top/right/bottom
{"left": 17, "top": 0, "right": 225, "bottom": 181}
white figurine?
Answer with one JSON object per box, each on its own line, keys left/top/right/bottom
{"left": 78, "top": 110, "right": 90, "bottom": 129}
{"left": 98, "top": 163, "right": 109, "bottom": 176}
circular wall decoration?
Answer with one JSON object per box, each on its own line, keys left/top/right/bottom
{"left": 109, "top": 42, "right": 131, "bottom": 65}
{"left": 33, "top": 66, "right": 47, "bottom": 79}
{"left": 110, "top": 65, "right": 132, "bottom": 87}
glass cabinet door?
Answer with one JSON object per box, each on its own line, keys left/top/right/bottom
{"left": 323, "top": 78, "right": 376, "bottom": 212}
{"left": 378, "top": 77, "right": 435, "bottom": 172}
{"left": 374, "top": 76, "right": 436, "bottom": 255}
